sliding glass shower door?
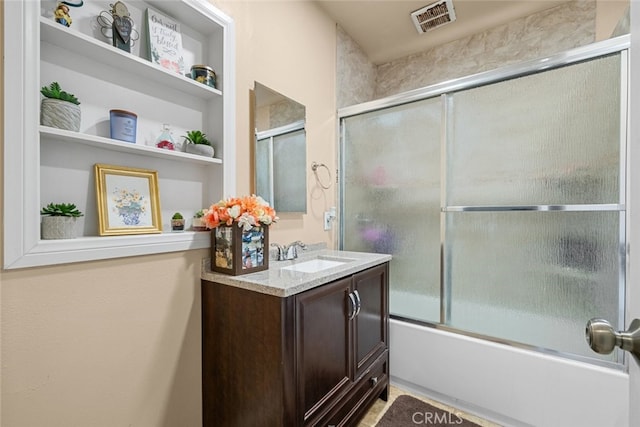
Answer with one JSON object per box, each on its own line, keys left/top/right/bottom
{"left": 340, "top": 49, "right": 626, "bottom": 363}
{"left": 341, "top": 98, "right": 442, "bottom": 323}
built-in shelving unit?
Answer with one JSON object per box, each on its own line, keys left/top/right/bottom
{"left": 4, "top": 0, "right": 236, "bottom": 269}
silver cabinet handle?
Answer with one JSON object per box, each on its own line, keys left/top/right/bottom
{"left": 348, "top": 292, "right": 357, "bottom": 320}
{"left": 370, "top": 376, "right": 378, "bottom": 387}
{"left": 353, "top": 290, "right": 362, "bottom": 317}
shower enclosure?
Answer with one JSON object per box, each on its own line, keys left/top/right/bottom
{"left": 339, "top": 37, "right": 627, "bottom": 367}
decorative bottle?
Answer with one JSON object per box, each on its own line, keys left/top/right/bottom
{"left": 155, "top": 124, "right": 175, "bottom": 150}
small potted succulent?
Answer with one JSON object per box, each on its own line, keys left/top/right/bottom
{"left": 171, "top": 212, "right": 185, "bottom": 231}
{"left": 40, "top": 202, "right": 83, "bottom": 239}
{"left": 192, "top": 209, "right": 208, "bottom": 231}
{"left": 183, "top": 130, "right": 214, "bottom": 157}
{"left": 40, "top": 82, "right": 81, "bottom": 131}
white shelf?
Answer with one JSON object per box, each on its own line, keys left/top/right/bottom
{"left": 18, "top": 231, "right": 212, "bottom": 269}
{"left": 40, "top": 17, "right": 223, "bottom": 100}
{"left": 40, "top": 126, "right": 222, "bottom": 165}
{"left": 4, "top": 0, "right": 236, "bottom": 269}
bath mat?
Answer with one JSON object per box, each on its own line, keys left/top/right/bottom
{"left": 375, "top": 394, "right": 482, "bottom": 427}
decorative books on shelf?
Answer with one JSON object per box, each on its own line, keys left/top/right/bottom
{"left": 145, "top": 7, "right": 185, "bottom": 75}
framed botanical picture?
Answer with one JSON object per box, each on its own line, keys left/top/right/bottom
{"left": 94, "top": 164, "right": 162, "bottom": 236}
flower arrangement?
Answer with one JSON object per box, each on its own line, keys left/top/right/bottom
{"left": 112, "top": 188, "right": 147, "bottom": 226}
{"left": 203, "top": 195, "right": 278, "bottom": 231}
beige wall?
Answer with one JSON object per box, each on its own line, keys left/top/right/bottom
{"left": 596, "top": 0, "right": 629, "bottom": 40}
{"left": 214, "top": 0, "right": 338, "bottom": 250}
{"left": 0, "top": 2, "right": 336, "bottom": 426}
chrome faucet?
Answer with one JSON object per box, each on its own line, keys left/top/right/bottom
{"left": 285, "top": 241, "right": 306, "bottom": 260}
{"left": 271, "top": 241, "right": 306, "bottom": 261}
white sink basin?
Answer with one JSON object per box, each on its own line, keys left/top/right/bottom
{"left": 281, "top": 257, "right": 353, "bottom": 273}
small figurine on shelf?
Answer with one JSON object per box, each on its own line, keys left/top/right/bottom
{"left": 155, "top": 124, "right": 175, "bottom": 150}
{"left": 54, "top": 1, "right": 84, "bottom": 28}
{"left": 97, "top": 1, "right": 139, "bottom": 53}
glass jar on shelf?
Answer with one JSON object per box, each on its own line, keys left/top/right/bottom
{"left": 155, "top": 124, "right": 175, "bottom": 150}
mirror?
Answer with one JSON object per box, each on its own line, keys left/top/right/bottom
{"left": 252, "top": 82, "right": 307, "bottom": 213}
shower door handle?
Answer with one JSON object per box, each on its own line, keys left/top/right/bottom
{"left": 585, "top": 318, "right": 640, "bottom": 358}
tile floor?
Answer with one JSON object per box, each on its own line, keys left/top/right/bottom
{"left": 358, "top": 385, "right": 501, "bottom": 427}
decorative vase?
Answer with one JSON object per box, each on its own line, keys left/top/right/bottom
{"left": 192, "top": 217, "right": 207, "bottom": 231}
{"left": 40, "top": 98, "right": 81, "bottom": 131}
{"left": 186, "top": 144, "right": 214, "bottom": 157}
{"left": 171, "top": 218, "right": 185, "bottom": 232}
{"left": 211, "top": 224, "right": 269, "bottom": 275}
{"left": 41, "top": 216, "right": 79, "bottom": 239}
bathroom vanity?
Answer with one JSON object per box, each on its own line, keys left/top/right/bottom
{"left": 201, "top": 249, "right": 391, "bottom": 426}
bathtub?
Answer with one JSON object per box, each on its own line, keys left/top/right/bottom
{"left": 389, "top": 319, "right": 629, "bottom": 427}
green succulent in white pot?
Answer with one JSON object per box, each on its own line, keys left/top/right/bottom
{"left": 40, "top": 202, "right": 84, "bottom": 239}
{"left": 183, "top": 130, "right": 214, "bottom": 157}
{"left": 192, "top": 208, "right": 208, "bottom": 231}
{"left": 40, "top": 82, "right": 81, "bottom": 132}
{"left": 171, "top": 212, "right": 185, "bottom": 232}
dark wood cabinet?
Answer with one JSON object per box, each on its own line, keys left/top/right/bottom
{"left": 202, "top": 262, "right": 389, "bottom": 426}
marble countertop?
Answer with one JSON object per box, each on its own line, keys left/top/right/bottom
{"left": 201, "top": 249, "right": 391, "bottom": 297}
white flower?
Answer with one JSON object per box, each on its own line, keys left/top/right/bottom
{"left": 228, "top": 204, "right": 241, "bottom": 219}
{"left": 259, "top": 215, "right": 273, "bottom": 225}
{"left": 237, "top": 212, "right": 256, "bottom": 231}
{"left": 255, "top": 195, "right": 270, "bottom": 207}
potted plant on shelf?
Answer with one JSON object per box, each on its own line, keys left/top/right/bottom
{"left": 40, "top": 202, "right": 83, "bottom": 239}
{"left": 171, "top": 212, "right": 185, "bottom": 231}
{"left": 192, "top": 209, "right": 208, "bottom": 231}
{"left": 183, "top": 130, "right": 214, "bottom": 157}
{"left": 40, "top": 82, "right": 81, "bottom": 132}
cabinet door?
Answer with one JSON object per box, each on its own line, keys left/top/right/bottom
{"left": 296, "top": 277, "right": 353, "bottom": 424}
{"left": 353, "top": 263, "right": 389, "bottom": 379}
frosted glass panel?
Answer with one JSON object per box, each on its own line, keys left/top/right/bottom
{"left": 255, "top": 137, "right": 271, "bottom": 204}
{"left": 273, "top": 129, "right": 306, "bottom": 212}
{"left": 342, "top": 98, "right": 442, "bottom": 322}
{"left": 256, "top": 129, "right": 306, "bottom": 213}
{"left": 445, "top": 211, "right": 621, "bottom": 361}
{"left": 447, "top": 54, "right": 621, "bottom": 206}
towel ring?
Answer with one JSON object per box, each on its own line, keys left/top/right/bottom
{"left": 311, "top": 161, "right": 332, "bottom": 189}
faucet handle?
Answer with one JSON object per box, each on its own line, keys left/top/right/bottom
{"left": 289, "top": 241, "right": 306, "bottom": 259}
{"left": 271, "top": 243, "right": 285, "bottom": 261}
{"left": 282, "top": 241, "right": 306, "bottom": 260}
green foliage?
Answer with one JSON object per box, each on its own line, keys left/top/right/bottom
{"left": 40, "top": 82, "right": 80, "bottom": 105}
{"left": 40, "top": 202, "right": 83, "bottom": 217}
{"left": 172, "top": 212, "right": 184, "bottom": 220}
{"left": 182, "top": 130, "right": 211, "bottom": 145}
{"left": 194, "top": 209, "right": 206, "bottom": 218}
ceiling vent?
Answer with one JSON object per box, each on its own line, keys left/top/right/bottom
{"left": 411, "top": 0, "right": 456, "bottom": 34}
